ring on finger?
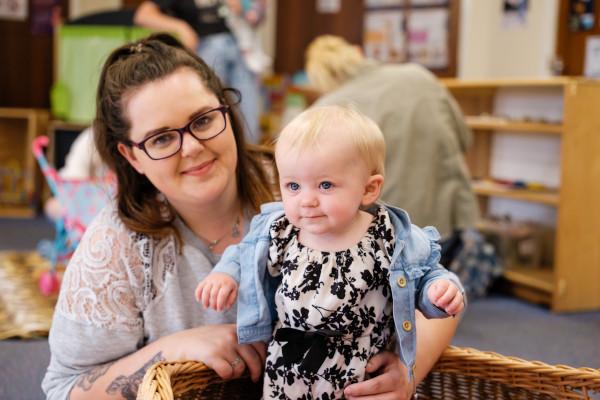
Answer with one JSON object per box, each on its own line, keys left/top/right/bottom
{"left": 230, "top": 356, "right": 243, "bottom": 369}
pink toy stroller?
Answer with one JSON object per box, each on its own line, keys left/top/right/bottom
{"left": 32, "top": 136, "right": 115, "bottom": 295}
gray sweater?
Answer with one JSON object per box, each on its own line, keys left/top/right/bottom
{"left": 314, "top": 62, "right": 479, "bottom": 238}
{"left": 42, "top": 203, "right": 238, "bottom": 400}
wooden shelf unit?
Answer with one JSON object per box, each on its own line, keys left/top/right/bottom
{"left": 472, "top": 181, "right": 559, "bottom": 206}
{"left": 0, "top": 108, "right": 49, "bottom": 218}
{"left": 444, "top": 78, "right": 600, "bottom": 312}
{"left": 442, "top": 77, "right": 573, "bottom": 89}
{"left": 503, "top": 266, "right": 554, "bottom": 294}
{"left": 465, "top": 116, "right": 563, "bottom": 135}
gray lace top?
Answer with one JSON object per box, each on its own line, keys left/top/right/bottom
{"left": 42, "top": 202, "right": 239, "bottom": 400}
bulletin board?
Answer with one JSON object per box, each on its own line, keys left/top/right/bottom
{"left": 363, "top": 0, "right": 459, "bottom": 76}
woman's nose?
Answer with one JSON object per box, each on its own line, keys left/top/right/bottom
{"left": 180, "top": 131, "right": 205, "bottom": 157}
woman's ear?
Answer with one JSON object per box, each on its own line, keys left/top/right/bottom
{"left": 117, "top": 142, "right": 145, "bottom": 174}
{"left": 362, "top": 174, "right": 384, "bottom": 206}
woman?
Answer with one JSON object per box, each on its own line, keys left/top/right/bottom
{"left": 42, "top": 34, "right": 458, "bottom": 400}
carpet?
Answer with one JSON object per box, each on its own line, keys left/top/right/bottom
{"left": 0, "top": 251, "right": 58, "bottom": 339}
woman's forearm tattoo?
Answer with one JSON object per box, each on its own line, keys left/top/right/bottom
{"left": 106, "top": 352, "right": 165, "bottom": 400}
{"left": 75, "top": 361, "right": 115, "bottom": 391}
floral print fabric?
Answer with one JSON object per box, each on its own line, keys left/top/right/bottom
{"left": 264, "top": 207, "right": 396, "bottom": 399}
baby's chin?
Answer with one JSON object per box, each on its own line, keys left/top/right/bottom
{"left": 297, "top": 220, "right": 334, "bottom": 235}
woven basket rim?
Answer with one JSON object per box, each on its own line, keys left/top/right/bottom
{"left": 137, "top": 346, "right": 600, "bottom": 400}
{"left": 443, "top": 346, "right": 600, "bottom": 377}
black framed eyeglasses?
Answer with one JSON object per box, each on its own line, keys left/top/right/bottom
{"left": 125, "top": 105, "right": 230, "bottom": 160}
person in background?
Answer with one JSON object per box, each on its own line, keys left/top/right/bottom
{"left": 134, "top": 0, "right": 265, "bottom": 144}
{"left": 42, "top": 34, "right": 460, "bottom": 400}
{"left": 197, "top": 104, "right": 466, "bottom": 399}
{"left": 305, "top": 35, "right": 479, "bottom": 246}
{"left": 225, "top": 0, "right": 271, "bottom": 75}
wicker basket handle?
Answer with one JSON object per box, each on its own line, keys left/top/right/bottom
{"left": 137, "top": 360, "right": 216, "bottom": 400}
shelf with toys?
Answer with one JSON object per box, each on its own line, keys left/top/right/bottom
{"left": 0, "top": 108, "right": 49, "bottom": 218}
{"left": 471, "top": 179, "right": 559, "bottom": 206}
{"left": 443, "top": 77, "right": 600, "bottom": 312}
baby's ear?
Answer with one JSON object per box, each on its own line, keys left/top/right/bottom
{"left": 362, "top": 174, "right": 384, "bottom": 206}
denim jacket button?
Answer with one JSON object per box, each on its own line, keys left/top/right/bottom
{"left": 402, "top": 320, "right": 412, "bottom": 331}
{"left": 397, "top": 277, "right": 407, "bottom": 288}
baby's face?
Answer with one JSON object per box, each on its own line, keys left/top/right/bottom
{"left": 276, "top": 136, "right": 372, "bottom": 237}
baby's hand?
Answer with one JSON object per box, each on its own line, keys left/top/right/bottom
{"left": 427, "top": 279, "right": 465, "bottom": 316}
{"left": 195, "top": 272, "right": 238, "bottom": 311}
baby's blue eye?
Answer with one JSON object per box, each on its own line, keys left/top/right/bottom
{"left": 319, "top": 181, "right": 333, "bottom": 190}
{"left": 287, "top": 182, "right": 300, "bottom": 191}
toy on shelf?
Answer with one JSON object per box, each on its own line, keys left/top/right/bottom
{"left": 478, "top": 216, "right": 555, "bottom": 269}
{"left": 31, "top": 136, "right": 115, "bottom": 295}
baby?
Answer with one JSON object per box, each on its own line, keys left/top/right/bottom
{"left": 196, "top": 105, "right": 465, "bottom": 399}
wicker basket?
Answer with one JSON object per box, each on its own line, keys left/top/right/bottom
{"left": 137, "top": 360, "right": 262, "bottom": 400}
{"left": 417, "top": 346, "right": 600, "bottom": 400}
{"left": 137, "top": 346, "right": 600, "bottom": 400}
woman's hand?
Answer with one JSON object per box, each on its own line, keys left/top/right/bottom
{"left": 164, "top": 324, "right": 266, "bottom": 382}
{"left": 176, "top": 22, "right": 199, "bottom": 50}
{"left": 343, "top": 312, "right": 458, "bottom": 399}
{"left": 344, "top": 351, "right": 414, "bottom": 400}
{"left": 225, "top": 0, "right": 242, "bottom": 15}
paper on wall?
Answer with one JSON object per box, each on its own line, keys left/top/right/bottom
{"left": 0, "top": 0, "right": 28, "bottom": 20}
{"left": 584, "top": 36, "right": 600, "bottom": 78}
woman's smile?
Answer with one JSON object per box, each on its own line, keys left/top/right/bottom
{"left": 181, "top": 159, "right": 216, "bottom": 176}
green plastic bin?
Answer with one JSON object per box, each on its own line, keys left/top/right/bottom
{"left": 51, "top": 25, "right": 152, "bottom": 123}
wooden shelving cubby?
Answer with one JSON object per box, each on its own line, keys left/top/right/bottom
{"left": 443, "top": 78, "right": 600, "bottom": 312}
{"left": 0, "top": 108, "right": 49, "bottom": 218}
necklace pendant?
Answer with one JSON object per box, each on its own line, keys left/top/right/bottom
{"left": 205, "top": 215, "right": 241, "bottom": 252}
{"left": 232, "top": 221, "right": 240, "bottom": 238}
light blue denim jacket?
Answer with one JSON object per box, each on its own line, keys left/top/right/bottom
{"left": 214, "top": 202, "right": 465, "bottom": 378}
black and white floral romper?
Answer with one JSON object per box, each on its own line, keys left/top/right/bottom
{"left": 263, "top": 206, "right": 396, "bottom": 400}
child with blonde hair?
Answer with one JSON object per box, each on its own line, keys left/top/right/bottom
{"left": 196, "top": 105, "right": 466, "bottom": 399}
{"left": 305, "top": 35, "right": 479, "bottom": 247}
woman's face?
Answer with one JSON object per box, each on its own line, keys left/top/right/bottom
{"left": 118, "top": 67, "right": 238, "bottom": 212}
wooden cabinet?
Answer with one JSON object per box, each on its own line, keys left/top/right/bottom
{"left": 442, "top": 78, "right": 600, "bottom": 312}
{"left": 274, "top": 0, "right": 365, "bottom": 75}
{"left": 0, "top": 108, "right": 49, "bottom": 217}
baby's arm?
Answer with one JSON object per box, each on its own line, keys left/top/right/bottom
{"left": 427, "top": 279, "right": 465, "bottom": 316}
{"left": 412, "top": 225, "right": 466, "bottom": 318}
{"left": 195, "top": 273, "right": 238, "bottom": 311}
{"left": 196, "top": 241, "right": 244, "bottom": 311}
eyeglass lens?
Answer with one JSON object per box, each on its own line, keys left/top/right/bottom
{"left": 144, "top": 108, "right": 226, "bottom": 159}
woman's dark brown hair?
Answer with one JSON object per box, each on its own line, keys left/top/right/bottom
{"left": 94, "top": 33, "right": 274, "bottom": 238}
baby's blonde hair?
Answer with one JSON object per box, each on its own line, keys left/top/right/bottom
{"left": 305, "top": 35, "right": 366, "bottom": 93}
{"left": 276, "top": 105, "right": 385, "bottom": 176}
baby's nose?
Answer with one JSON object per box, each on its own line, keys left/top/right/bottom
{"left": 300, "top": 192, "right": 318, "bottom": 207}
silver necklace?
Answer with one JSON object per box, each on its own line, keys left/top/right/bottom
{"left": 205, "top": 216, "right": 241, "bottom": 251}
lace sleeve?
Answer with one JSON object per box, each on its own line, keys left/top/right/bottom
{"left": 55, "top": 205, "right": 145, "bottom": 331}
{"left": 44, "top": 204, "right": 179, "bottom": 399}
